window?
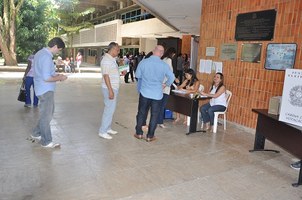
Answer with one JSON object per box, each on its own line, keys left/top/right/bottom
{"left": 120, "top": 9, "right": 153, "bottom": 24}
{"left": 88, "top": 49, "right": 97, "bottom": 57}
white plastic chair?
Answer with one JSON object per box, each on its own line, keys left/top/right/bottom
{"left": 213, "top": 90, "right": 232, "bottom": 133}
{"left": 198, "top": 84, "right": 204, "bottom": 92}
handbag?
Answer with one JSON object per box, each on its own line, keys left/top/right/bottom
{"left": 17, "top": 81, "right": 26, "bottom": 102}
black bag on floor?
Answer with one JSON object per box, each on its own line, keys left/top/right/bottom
{"left": 17, "top": 81, "right": 26, "bottom": 102}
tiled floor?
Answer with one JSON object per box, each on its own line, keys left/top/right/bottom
{"left": 0, "top": 73, "right": 301, "bottom": 200}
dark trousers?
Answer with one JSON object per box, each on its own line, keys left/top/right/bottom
{"left": 124, "top": 67, "right": 134, "bottom": 83}
{"left": 135, "top": 94, "right": 162, "bottom": 138}
{"left": 175, "top": 70, "right": 183, "bottom": 84}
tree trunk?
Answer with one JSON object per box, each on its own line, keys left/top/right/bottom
{"left": 0, "top": 33, "right": 17, "bottom": 66}
{"left": 9, "top": 7, "right": 17, "bottom": 62}
{"left": 0, "top": 0, "right": 24, "bottom": 66}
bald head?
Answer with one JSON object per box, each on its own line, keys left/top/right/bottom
{"left": 152, "top": 45, "right": 165, "bottom": 57}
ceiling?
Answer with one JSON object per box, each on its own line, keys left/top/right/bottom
{"left": 78, "top": 0, "right": 128, "bottom": 12}
{"left": 133, "top": 0, "right": 202, "bottom": 36}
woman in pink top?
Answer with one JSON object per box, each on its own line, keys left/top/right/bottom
{"left": 23, "top": 53, "right": 39, "bottom": 107}
{"left": 76, "top": 51, "right": 82, "bottom": 73}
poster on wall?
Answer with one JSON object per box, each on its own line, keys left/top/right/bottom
{"left": 241, "top": 43, "right": 262, "bottom": 63}
{"left": 279, "top": 69, "right": 302, "bottom": 127}
{"left": 199, "top": 59, "right": 212, "bottom": 74}
{"left": 264, "top": 43, "right": 297, "bottom": 70}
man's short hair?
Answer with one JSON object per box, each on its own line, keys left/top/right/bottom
{"left": 48, "top": 37, "right": 65, "bottom": 49}
{"left": 107, "top": 42, "right": 119, "bottom": 52}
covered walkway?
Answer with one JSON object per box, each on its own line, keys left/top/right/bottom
{"left": 0, "top": 73, "right": 301, "bottom": 199}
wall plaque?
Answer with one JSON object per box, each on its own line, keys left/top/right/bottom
{"left": 206, "top": 47, "right": 215, "bottom": 56}
{"left": 241, "top": 43, "right": 262, "bottom": 63}
{"left": 220, "top": 44, "right": 237, "bottom": 60}
{"left": 235, "top": 9, "right": 276, "bottom": 41}
{"left": 264, "top": 43, "right": 297, "bottom": 71}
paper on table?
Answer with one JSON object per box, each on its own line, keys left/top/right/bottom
{"left": 172, "top": 83, "right": 178, "bottom": 89}
{"left": 172, "top": 89, "right": 187, "bottom": 94}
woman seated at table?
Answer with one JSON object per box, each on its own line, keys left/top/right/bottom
{"left": 174, "top": 68, "right": 200, "bottom": 125}
{"left": 199, "top": 72, "right": 226, "bottom": 132}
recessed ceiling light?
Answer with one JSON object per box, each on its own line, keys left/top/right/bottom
{"left": 179, "top": 25, "right": 194, "bottom": 29}
{"left": 167, "top": 15, "right": 187, "bottom": 19}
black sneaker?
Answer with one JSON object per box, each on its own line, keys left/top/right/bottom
{"left": 290, "top": 161, "right": 301, "bottom": 170}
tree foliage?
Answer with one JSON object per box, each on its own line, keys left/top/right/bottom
{"left": 54, "top": 0, "right": 95, "bottom": 47}
{"left": 16, "top": 0, "right": 52, "bottom": 62}
{"left": 0, "top": 0, "right": 95, "bottom": 64}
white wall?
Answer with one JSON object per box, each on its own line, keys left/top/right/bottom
{"left": 71, "top": 20, "right": 123, "bottom": 48}
{"left": 121, "top": 18, "right": 177, "bottom": 38}
{"left": 140, "top": 38, "right": 157, "bottom": 53}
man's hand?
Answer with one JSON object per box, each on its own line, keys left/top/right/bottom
{"left": 109, "top": 90, "right": 114, "bottom": 99}
{"left": 59, "top": 74, "right": 68, "bottom": 81}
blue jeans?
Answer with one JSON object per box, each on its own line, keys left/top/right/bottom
{"left": 157, "top": 93, "right": 169, "bottom": 124}
{"left": 25, "top": 76, "right": 38, "bottom": 106}
{"left": 99, "top": 88, "right": 119, "bottom": 133}
{"left": 136, "top": 94, "right": 162, "bottom": 138}
{"left": 200, "top": 103, "right": 226, "bottom": 125}
{"left": 33, "top": 91, "right": 54, "bottom": 146}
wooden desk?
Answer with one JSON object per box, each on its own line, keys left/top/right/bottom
{"left": 251, "top": 109, "right": 302, "bottom": 187}
{"left": 166, "top": 92, "right": 209, "bottom": 134}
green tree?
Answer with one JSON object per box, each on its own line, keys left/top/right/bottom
{"left": 0, "top": 0, "right": 25, "bottom": 66}
{"left": 54, "top": 0, "right": 95, "bottom": 49}
{"left": 16, "top": 0, "right": 51, "bottom": 62}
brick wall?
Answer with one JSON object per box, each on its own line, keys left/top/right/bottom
{"left": 198, "top": 0, "right": 302, "bottom": 128}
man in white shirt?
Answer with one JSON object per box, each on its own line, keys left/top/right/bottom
{"left": 98, "top": 42, "right": 120, "bottom": 139}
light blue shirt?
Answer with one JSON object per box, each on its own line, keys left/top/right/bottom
{"left": 33, "top": 48, "right": 56, "bottom": 96}
{"left": 136, "top": 55, "right": 175, "bottom": 100}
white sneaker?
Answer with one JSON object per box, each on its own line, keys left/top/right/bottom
{"left": 30, "top": 135, "right": 41, "bottom": 141}
{"left": 99, "top": 133, "right": 112, "bottom": 139}
{"left": 41, "top": 142, "right": 60, "bottom": 148}
{"left": 107, "top": 129, "right": 118, "bottom": 135}
{"left": 159, "top": 124, "right": 166, "bottom": 128}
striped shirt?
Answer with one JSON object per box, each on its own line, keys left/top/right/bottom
{"left": 101, "top": 53, "right": 120, "bottom": 90}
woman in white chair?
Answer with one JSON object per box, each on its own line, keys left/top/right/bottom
{"left": 199, "top": 72, "right": 226, "bottom": 132}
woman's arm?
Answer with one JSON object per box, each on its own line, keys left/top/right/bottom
{"left": 184, "top": 80, "right": 200, "bottom": 93}
{"left": 201, "top": 85, "right": 226, "bottom": 98}
{"left": 23, "top": 61, "right": 32, "bottom": 80}
{"left": 177, "top": 79, "right": 188, "bottom": 89}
